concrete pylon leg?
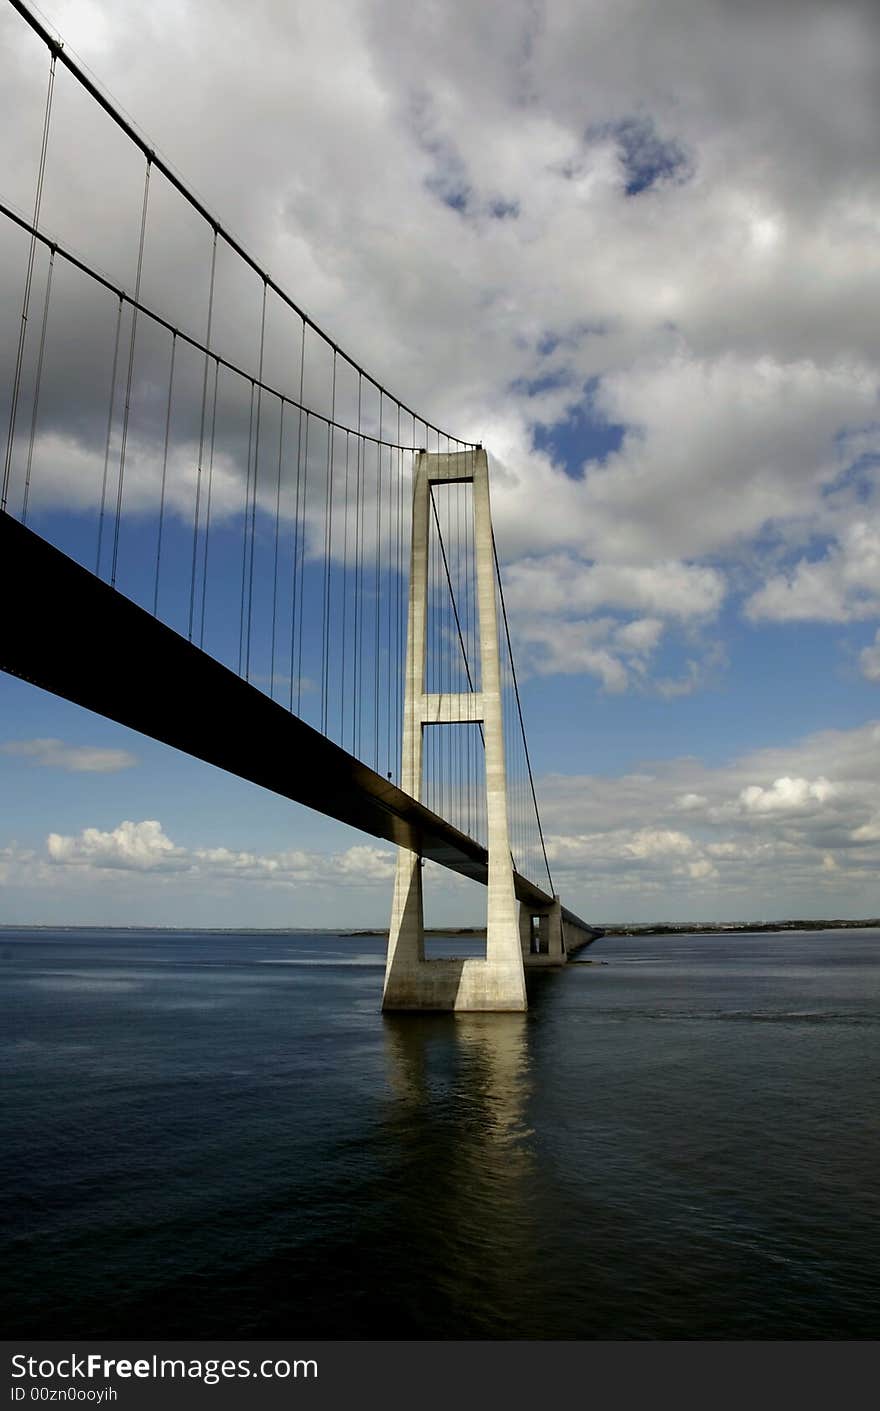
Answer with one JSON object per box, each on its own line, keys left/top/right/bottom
{"left": 548, "top": 897, "right": 565, "bottom": 962}
{"left": 382, "top": 447, "right": 527, "bottom": 1013}
{"left": 384, "top": 848, "right": 424, "bottom": 987}
{"left": 521, "top": 896, "right": 567, "bottom": 969}
{"left": 519, "top": 902, "right": 533, "bottom": 958}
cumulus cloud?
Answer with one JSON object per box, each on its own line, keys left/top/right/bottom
{"left": 736, "top": 776, "right": 836, "bottom": 815}
{"left": 0, "top": 841, "right": 40, "bottom": 887}
{"left": 9, "top": 714, "right": 880, "bottom": 920}
{"left": 687, "top": 859, "right": 717, "bottom": 881}
{"left": 48, "top": 819, "right": 188, "bottom": 870}
{"left": 502, "top": 555, "right": 726, "bottom": 689}
{"left": 2, "top": 738, "right": 137, "bottom": 772}
{"left": 505, "top": 557, "right": 725, "bottom": 620}
{"left": 44, "top": 818, "right": 395, "bottom": 886}
{"left": 545, "top": 823, "right": 721, "bottom": 891}
{"left": 515, "top": 617, "right": 637, "bottom": 690}
{"left": 536, "top": 719, "right": 880, "bottom": 914}
{"left": 548, "top": 825, "right": 696, "bottom": 866}
{"left": 572, "top": 355, "right": 879, "bottom": 564}
{"left": 852, "top": 815, "right": 880, "bottom": 844}
{"left": 861, "top": 630, "right": 880, "bottom": 681}
{"left": 746, "top": 522, "right": 880, "bottom": 623}
{"left": 191, "top": 840, "right": 394, "bottom": 885}
{"left": 2, "top": 0, "right": 879, "bottom": 695}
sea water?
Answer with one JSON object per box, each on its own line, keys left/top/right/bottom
{"left": 1, "top": 926, "right": 878, "bottom": 1339}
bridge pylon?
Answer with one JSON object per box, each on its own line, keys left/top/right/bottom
{"left": 382, "top": 449, "right": 528, "bottom": 1012}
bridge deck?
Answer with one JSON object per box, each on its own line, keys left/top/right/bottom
{"left": 1, "top": 512, "right": 597, "bottom": 924}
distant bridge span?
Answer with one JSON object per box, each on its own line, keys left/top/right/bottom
{"left": 1, "top": 509, "right": 589, "bottom": 924}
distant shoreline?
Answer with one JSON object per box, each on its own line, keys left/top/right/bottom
{"left": 592, "top": 918, "right": 880, "bottom": 937}
{"left": 1, "top": 919, "right": 878, "bottom": 937}
{"left": 351, "top": 919, "right": 880, "bottom": 938}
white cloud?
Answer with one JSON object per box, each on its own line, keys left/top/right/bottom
{"left": 43, "top": 819, "right": 395, "bottom": 886}
{"left": 860, "top": 629, "right": 880, "bottom": 680}
{"left": 2, "top": 738, "right": 137, "bottom": 772}
{"left": 676, "top": 793, "right": 708, "bottom": 811}
{"left": 0, "top": 842, "right": 40, "bottom": 886}
{"left": 569, "top": 355, "right": 878, "bottom": 564}
{"left": 504, "top": 550, "right": 725, "bottom": 692}
{"left": 746, "top": 522, "right": 880, "bottom": 623}
{"left": 2, "top": 0, "right": 879, "bottom": 696}
{"left": 5, "top": 716, "right": 880, "bottom": 922}
{"left": 655, "top": 645, "right": 728, "bottom": 700}
{"left": 615, "top": 617, "right": 664, "bottom": 653}
{"left": 505, "top": 557, "right": 725, "bottom": 620}
{"left": 548, "top": 826, "right": 696, "bottom": 865}
{"left": 736, "top": 776, "right": 836, "bottom": 815}
{"left": 334, "top": 844, "right": 397, "bottom": 882}
{"left": 688, "top": 859, "right": 717, "bottom": 881}
{"left": 512, "top": 607, "right": 723, "bottom": 695}
{"left": 530, "top": 719, "right": 880, "bottom": 915}
{"left": 623, "top": 828, "right": 695, "bottom": 860}
{"left": 515, "top": 617, "right": 631, "bottom": 690}
{"left": 48, "top": 819, "right": 188, "bottom": 871}
{"left": 192, "top": 840, "right": 394, "bottom": 885}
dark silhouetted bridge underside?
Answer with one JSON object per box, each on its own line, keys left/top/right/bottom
{"left": 1, "top": 512, "right": 581, "bottom": 916}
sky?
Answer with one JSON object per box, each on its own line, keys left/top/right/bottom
{"left": 1, "top": 0, "right": 879, "bottom": 927}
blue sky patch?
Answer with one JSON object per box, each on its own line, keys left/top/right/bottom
{"left": 829, "top": 424, "right": 880, "bottom": 505}
{"left": 510, "top": 368, "right": 573, "bottom": 399}
{"left": 532, "top": 384, "right": 626, "bottom": 477}
{"left": 427, "top": 178, "right": 470, "bottom": 213}
{"left": 593, "top": 115, "right": 692, "bottom": 196}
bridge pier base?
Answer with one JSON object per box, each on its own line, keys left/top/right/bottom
{"left": 520, "top": 895, "right": 567, "bottom": 967}
{"left": 383, "top": 846, "right": 527, "bottom": 1010}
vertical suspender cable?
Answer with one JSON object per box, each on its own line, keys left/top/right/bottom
{"left": 21, "top": 244, "right": 55, "bottom": 524}
{"left": 456, "top": 481, "right": 463, "bottom": 829}
{"left": 289, "top": 320, "right": 306, "bottom": 714}
{"left": 269, "top": 399, "right": 285, "bottom": 699}
{"left": 3, "top": 49, "right": 56, "bottom": 513}
{"left": 111, "top": 156, "right": 151, "bottom": 588}
{"left": 396, "top": 414, "right": 402, "bottom": 780}
{"left": 383, "top": 440, "right": 389, "bottom": 773}
{"left": 353, "top": 377, "right": 363, "bottom": 757}
{"left": 245, "top": 280, "right": 268, "bottom": 680}
{"left": 396, "top": 406, "right": 402, "bottom": 783}
{"left": 238, "top": 379, "right": 255, "bottom": 674}
{"left": 153, "top": 330, "right": 176, "bottom": 614}
{"left": 96, "top": 295, "right": 124, "bottom": 575}
{"left": 188, "top": 226, "right": 218, "bottom": 639}
{"left": 340, "top": 429, "right": 351, "bottom": 744}
{"left": 492, "top": 529, "right": 554, "bottom": 895}
{"left": 295, "top": 412, "right": 310, "bottom": 717}
{"left": 374, "top": 398, "right": 383, "bottom": 769}
{"left": 321, "top": 351, "right": 337, "bottom": 737}
{"left": 198, "top": 356, "right": 220, "bottom": 647}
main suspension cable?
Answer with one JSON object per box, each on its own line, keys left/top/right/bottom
{"left": 7, "top": 0, "right": 474, "bottom": 451}
{"left": 0, "top": 199, "right": 447, "bottom": 454}
{"left": 492, "top": 528, "right": 554, "bottom": 894}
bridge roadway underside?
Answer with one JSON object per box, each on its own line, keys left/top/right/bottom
{"left": 1, "top": 512, "right": 596, "bottom": 938}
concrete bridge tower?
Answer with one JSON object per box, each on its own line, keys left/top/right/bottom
{"left": 382, "top": 448, "right": 528, "bottom": 1012}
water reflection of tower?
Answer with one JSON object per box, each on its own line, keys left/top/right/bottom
{"left": 381, "top": 1014, "right": 539, "bottom": 1336}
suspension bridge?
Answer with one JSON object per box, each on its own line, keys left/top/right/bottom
{"left": 0, "top": 0, "right": 599, "bottom": 1010}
